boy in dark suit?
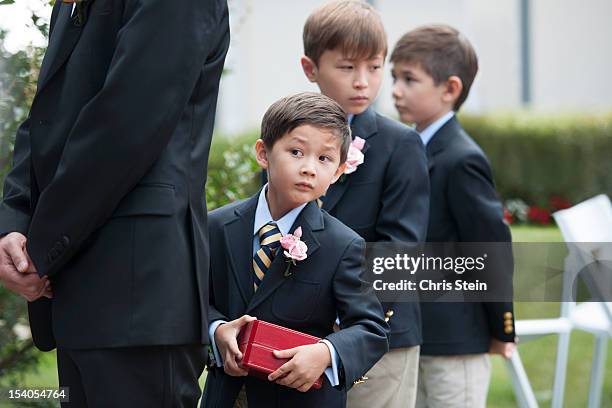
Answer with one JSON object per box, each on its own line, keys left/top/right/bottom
{"left": 202, "top": 92, "right": 389, "bottom": 408}
{"left": 299, "top": 2, "right": 430, "bottom": 407}
{"left": 390, "top": 24, "right": 515, "bottom": 407}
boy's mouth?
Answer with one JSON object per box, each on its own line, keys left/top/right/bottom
{"left": 395, "top": 104, "right": 409, "bottom": 113}
{"left": 350, "top": 96, "right": 369, "bottom": 103}
{"left": 295, "top": 182, "right": 314, "bottom": 191}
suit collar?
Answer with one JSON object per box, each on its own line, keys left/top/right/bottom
{"left": 37, "top": 2, "right": 85, "bottom": 94}
{"left": 246, "top": 200, "right": 322, "bottom": 313}
{"left": 350, "top": 106, "right": 378, "bottom": 141}
{"left": 426, "top": 115, "right": 461, "bottom": 156}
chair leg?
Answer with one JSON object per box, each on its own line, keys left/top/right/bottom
{"left": 506, "top": 350, "right": 539, "bottom": 408}
{"left": 551, "top": 331, "right": 571, "bottom": 408}
{"left": 587, "top": 334, "right": 607, "bottom": 408}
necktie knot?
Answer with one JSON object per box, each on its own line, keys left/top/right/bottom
{"left": 258, "top": 222, "right": 282, "bottom": 250}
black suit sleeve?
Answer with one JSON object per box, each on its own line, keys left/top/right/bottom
{"left": 325, "top": 238, "right": 389, "bottom": 389}
{"left": 447, "top": 152, "right": 515, "bottom": 342}
{"left": 377, "top": 133, "right": 429, "bottom": 243}
{"left": 26, "top": 0, "right": 227, "bottom": 277}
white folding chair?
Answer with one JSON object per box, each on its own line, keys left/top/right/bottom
{"left": 553, "top": 194, "right": 612, "bottom": 408}
{"left": 507, "top": 194, "right": 612, "bottom": 408}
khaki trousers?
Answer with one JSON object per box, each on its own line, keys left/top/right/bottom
{"left": 347, "top": 346, "right": 420, "bottom": 408}
{"left": 415, "top": 354, "right": 491, "bottom": 408}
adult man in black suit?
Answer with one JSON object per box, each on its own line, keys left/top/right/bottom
{"left": 391, "top": 25, "right": 515, "bottom": 407}
{"left": 0, "top": 0, "right": 229, "bottom": 405}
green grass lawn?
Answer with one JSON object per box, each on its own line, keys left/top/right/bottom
{"left": 15, "top": 225, "right": 611, "bottom": 407}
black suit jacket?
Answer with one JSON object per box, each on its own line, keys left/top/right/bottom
{"left": 0, "top": 0, "right": 230, "bottom": 350}
{"left": 421, "top": 116, "right": 515, "bottom": 355}
{"left": 202, "top": 195, "right": 389, "bottom": 408}
{"left": 322, "top": 107, "right": 430, "bottom": 348}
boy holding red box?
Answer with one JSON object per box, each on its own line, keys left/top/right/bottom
{"left": 202, "top": 92, "right": 389, "bottom": 407}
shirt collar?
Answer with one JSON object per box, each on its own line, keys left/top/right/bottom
{"left": 418, "top": 111, "right": 455, "bottom": 146}
{"left": 254, "top": 185, "right": 308, "bottom": 237}
{"left": 348, "top": 113, "right": 354, "bottom": 125}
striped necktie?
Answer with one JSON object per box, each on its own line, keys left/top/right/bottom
{"left": 253, "top": 222, "right": 282, "bottom": 292}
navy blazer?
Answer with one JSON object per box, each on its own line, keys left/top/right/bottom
{"left": 202, "top": 195, "right": 389, "bottom": 408}
{"left": 421, "top": 116, "right": 515, "bottom": 355}
{"left": 0, "top": 0, "right": 229, "bottom": 350}
{"left": 322, "top": 107, "right": 430, "bottom": 348}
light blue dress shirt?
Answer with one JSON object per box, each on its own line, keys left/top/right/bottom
{"left": 209, "top": 186, "right": 340, "bottom": 386}
{"left": 418, "top": 111, "right": 455, "bottom": 146}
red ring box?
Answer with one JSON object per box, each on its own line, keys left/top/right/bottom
{"left": 237, "top": 320, "right": 324, "bottom": 389}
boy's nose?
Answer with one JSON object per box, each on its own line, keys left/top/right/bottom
{"left": 392, "top": 83, "right": 402, "bottom": 98}
{"left": 300, "top": 162, "right": 316, "bottom": 177}
{"left": 353, "top": 71, "right": 368, "bottom": 89}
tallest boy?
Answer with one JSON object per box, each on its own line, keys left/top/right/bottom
{"left": 300, "top": 1, "right": 430, "bottom": 407}
{"left": 0, "top": 0, "right": 229, "bottom": 406}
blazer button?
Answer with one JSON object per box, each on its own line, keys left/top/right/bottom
{"left": 504, "top": 326, "right": 513, "bottom": 334}
{"left": 49, "top": 248, "right": 59, "bottom": 261}
{"left": 504, "top": 312, "right": 513, "bottom": 320}
{"left": 385, "top": 310, "right": 394, "bottom": 317}
{"left": 62, "top": 235, "right": 70, "bottom": 246}
{"left": 353, "top": 375, "right": 368, "bottom": 386}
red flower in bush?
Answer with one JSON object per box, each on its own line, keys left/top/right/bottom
{"left": 550, "top": 196, "right": 571, "bottom": 211}
{"left": 527, "top": 206, "right": 551, "bottom": 225}
{"left": 503, "top": 208, "right": 514, "bottom": 225}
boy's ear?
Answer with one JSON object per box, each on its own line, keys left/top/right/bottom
{"left": 301, "top": 56, "right": 318, "bottom": 83}
{"left": 255, "top": 139, "right": 269, "bottom": 170}
{"left": 443, "top": 75, "right": 463, "bottom": 105}
{"left": 331, "top": 163, "right": 348, "bottom": 184}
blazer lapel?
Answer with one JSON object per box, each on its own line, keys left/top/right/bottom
{"left": 323, "top": 107, "right": 378, "bottom": 212}
{"left": 223, "top": 195, "right": 259, "bottom": 307}
{"left": 246, "top": 201, "right": 323, "bottom": 313}
{"left": 37, "top": 2, "right": 87, "bottom": 94}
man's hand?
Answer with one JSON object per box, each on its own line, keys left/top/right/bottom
{"left": 489, "top": 338, "right": 516, "bottom": 359}
{"left": 0, "top": 232, "right": 51, "bottom": 301}
{"left": 268, "top": 343, "right": 331, "bottom": 392}
{"left": 214, "top": 315, "right": 257, "bottom": 377}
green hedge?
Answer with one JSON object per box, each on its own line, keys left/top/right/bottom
{"left": 461, "top": 113, "right": 612, "bottom": 206}
{"left": 207, "top": 113, "right": 612, "bottom": 209}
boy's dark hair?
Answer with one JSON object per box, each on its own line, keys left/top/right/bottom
{"left": 261, "top": 92, "right": 352, "bottom": 163}
{"left": 303, "top": 0, "right": 387, "bottom": 66}
{"left": 390, "top": 24, "right": 478, "bottom": 111}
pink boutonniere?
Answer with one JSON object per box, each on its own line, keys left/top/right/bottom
{"left": 280, "top": 227, "right": 308, "bottom": 276}
{"left": 341, "top": 137, "right": 366, "bottom": 182}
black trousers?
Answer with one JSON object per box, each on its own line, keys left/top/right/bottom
{"left": 57, "top": 345, "right": 206, "bottom": 408}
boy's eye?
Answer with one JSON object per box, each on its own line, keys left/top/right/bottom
{"left": 371, "top": 65, "right": 382, "bottom": 71}
{"left": 339, "top": 65, "right": 353, "bottom": 70}
{"left": 319, "top": 155, "right": 331, "bottom": 162}
{"left": 291, "top": 149, "right": 303, "bottom": 157}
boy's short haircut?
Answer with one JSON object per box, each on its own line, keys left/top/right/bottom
{"left": 390, "top": 24, "right": 478, "bottom": 111}
{"left": 261, "top": 92, "right": 352, "bottom": 164}
{"left": 303, "top": 0, "right": 387, "bottom": 65}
